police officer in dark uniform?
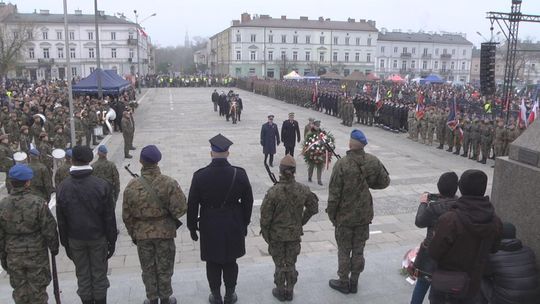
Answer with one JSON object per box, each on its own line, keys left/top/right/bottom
{"left": 187, "top": 134, "right": 254, "bottom": 304}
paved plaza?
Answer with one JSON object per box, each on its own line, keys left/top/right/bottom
{"left": 0, "top": 87, "right": 495, "bottom": 304}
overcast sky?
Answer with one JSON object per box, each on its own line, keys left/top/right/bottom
{"left": 10, "top": 0, "right": 540, "bottom": 47}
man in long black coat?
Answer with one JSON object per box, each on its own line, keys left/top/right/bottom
{"left": 187, "top": 134, "right": 253, "bottom": 304}
{"left": 260, "top": 115, "right": 280, "bottom": 167}
{"left": 211, "top": 90, "right": 219, "bottom": 112}
{"left": 280, "top": 112, "right": 300, "bottom": 156}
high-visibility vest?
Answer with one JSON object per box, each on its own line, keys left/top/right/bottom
{"left": 484, "top": 103, "right": 492, "bottom": 114}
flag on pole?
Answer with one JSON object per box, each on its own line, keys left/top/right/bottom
{"left": 415, "top": 91, "right": 425, "bottom": 120}
{"left": 375, "top": 86, "right": 383, "bottom": 110}
{"left": 518, "top": 98, "right": 528, "bottom": 128}
{"left": 312, "top": 82, "right": 318, "bottom": 103}
{"left": 447, "top": 98, "right": 458, "bottom": 130}
{"left": 528, "top": 99, "right": 539, "bottom": 125}
{"left": 138, "top": 28, "right": 148, "bottom": 38}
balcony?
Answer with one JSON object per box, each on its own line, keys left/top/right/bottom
{"left": 38, "top": 58, "right": 54, "bottom": 66}
{"left": 441, "top": 53, "right": 452, "bottom": 59}
{"left": 127, "top": 38, "right": 138, "bottom": 46}
{"left": 421, "top": 54, "right": 432, "bottom": 59}
{"left": 400, "top": 52, "right": 412, "bottom": 58}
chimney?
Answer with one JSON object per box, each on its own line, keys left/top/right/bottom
{"left": 325, "top": 18, "right": 330, "bottom": 21}
{"left": 348, "top": 18, "right": 355, "bottom": 23}
{"left": 241, "top": 12, "right": 251, "bottom": 23}
{"left": 367, "top": 20, "right": 376, "bottom": 27}
{"left": 281, "top": 15, "right": 286, "bottom": 20}
{"left": 74, "top": 9, "right": 82, "bottom": 15}
{"left": 39, "top": 9, "right": 50, "bottom": 15}
{"left": 300, "top": 16, "right": 308, "bottom": 21}
{"left": 232, "top": 20, "right": 240, "bottom": 26}
{"left": 359, "top": 19, "right": 366, "bottom": 23}
{"left": 260, "top": 14, "right": 270, "bottom": 19}
{"left": 318, "top": 16, "right": 324, "bottom": 22}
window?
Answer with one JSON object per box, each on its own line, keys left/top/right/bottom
{"left": 236, "top": 51, "right": 241, "bottom": 61}
{"left": 344, "top": 69, "right": 350, "bottom": 77}
{"left": 129, "top": 32, "right": 134, "bottom": 40}
{"left": 281, "top": 51, "right": 286, "bottom": 61}
{"left": 394, "top": 47, "right": 398, "bottom": 53}
{"left": 319, "top": 52, "right": 325, "bottom": 62}
{"left": 69, "top": 31, "right": 75, "bottom": 40}
{"left": 434, "top": 61, "right": 439, "bottom": 69}
{"left": 443, "top": 48, "right": 447, "bottom": 55}
{"left": 333, "top": 52, "right": 338, "bottom": 62}
{"left": 90, "top": 67, "right": 95, "bottom": 73}
{"left": 412, "top": 48, "right": 416, "bottom": 54}
{"left": 70, "top": 48, "right": 76, "bottom": 58}
{"left": 442, "top": 62, "right": 447, "bottom": 71}
{"left": 250, "top": 51, "right": 256, "bottom": 60}
{"left": 89, "top": 48, "right": 95, "bottom": 58}
{"left": 367, "top": 38, "right": 372, "bottom": 46}
{"left": 356, "top": 37, "right": 360, "bottom": 46}
{"left": 333, "top": 36, "right": 338, "bottom": 45}
{"left": 345, "top": 37, "right": 350, "bottom": 45}
{"left": 344, "top": 52, "right": 349, "bottom": 62}
{"left": 423, "top": 48, "right": 428, "bottom": 56}
{"left": 462, "top": 49, "right": 466, "bottom": 56}
{"left": 249, "top": 68, "right": 255, "bottom": 74}
{"left": 403, "top": 47, "right": 408, "bottom": 54}
{"left": 27, "top": 30, "right": 33, "bottom": 39}
{"left": 305, "top": 51, "right": 311, "bottom": 61}
{"left": 355, "top": 52, "right": 360, "bottom": 62}
{"left": 366, "top": 53, "right": 371, "bottom": 62}
{"left": 110, "top": 32, "right": 116, "bottom": 40}
{"left": 129, "top": 49, "right": 134, "bottom": 58}
{"left": 29, "top": 48, "right": 35, "bottom": 59}
{"left": 250, "top": 34, "right": 256, "bottom": 42}
{"left": 305, "top": 35, "right": 310, "bottom": 44}
{"left": 461, "top": 61, "right": 466, "bottom": 70}
{"left": 268, "top": 51, "right": 273, "bottom": 61}
{"left": 57, "top": 47, "right": 64, "bottom": 58}
{"left": 435, "top": 48, "right": 439, "bottom": 55}
{"left": 411, "top": 60, "right": 416, "bottom": 69}
{"left": 111, "top": 48, "right": 117, "bottom": 58}
{"left": 268, "top": 35, "right": 273, "bottom": 43}
{"left": 293, "top": 36, "right": 298, "bottom": 44}
{"left": 281, "top": 35, "right": 286, "bottom": 43}
{"left": 236, "top": 34, "right": 241, "bottom": 42}
{"left": 235, "top": 67, "right": 241, "bottom": 75}
{"left": 42, "top": 31, "right": 48, "bottom": 40}
{"left": 422, "top": 61, "right": 428, "bottom": 69}
{"left": 56, "top": 31, "right": 62, "bottom": 40}
{"left": 380, "top": 59, "right": 385, "bottom": 68}
{"left": 402, "top": 60, "right": 407, "bottom": 69}
{"left": 320, "top": 36, "right": 325, "bottom": 44}
{"left": 43, "top": 48, "right": 50, "bottom": 58}
{"left": 452, "top": 49, "right": 456, "bottom": 55}
{"left": 71, "top": 67, "right": 77, "bottom": 76}
{"left": 393, "top": 60, "right": 398, "bottom": 68}
{"left": 292, "top": 51, "right": 298, "bottom": 61}
{"left": 88, "top": 32, "right": 94, "bottom": 40}
{"left": 380, "top": 46, "right": 385, "bottom": 53}
{"left": 451, "top": 61, "right": 455, "bottom": 70}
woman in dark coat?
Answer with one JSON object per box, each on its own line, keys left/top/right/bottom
{"left": 260, "top": 115, "right": 280, "bottom": 167}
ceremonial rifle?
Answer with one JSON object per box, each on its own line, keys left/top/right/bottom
{"left": 264, "top": 162, "right": 278, "bottom": 185}
{"left": 124, "top": 164, "right": 139, "bottom": 178}
{"left": 320, "top": 136, "right": 341, "bottom": 160}
{"left": 51, "top": 254, "right": 61, "bottom": 304}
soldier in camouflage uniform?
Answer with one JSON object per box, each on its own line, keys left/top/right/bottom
{"left": 53, "top": 125, "right": 67, "bottom": 149}
{"left": 504, "top": 122, "right": 519, "bottom": 156}
{"left": 0, "top": 163, "right": 59, "bottom": 304}
{"left": 493, "top": 119, "right": 507, "bottom": 158}
{"left": 27, "top": 149, "right": 53, "bottom": 202}
{"left": 0, "top": 134, "right": 14, "bottom": 193}
{"left": 479, "top": 119, "right": 493, "bottom": 164}
{"left": 123, "top": 145, "right": 187, "bottom": 304}
{"left": 6, "top": 113, "right": 20, "bottom": 144}
{"left": 19, "top": 126, "right": 31, "bottom": 153}
{"left": 303, "top": 118, "right": 314, "bottom": 140}
{"left": 55, "top": 149, "right": 72, "bottom": 189}
{"left": 461, "top": 118, "right": 472, "bottom": 158}
{"left": 31, "top": 115, "right": 43, "bottom": 146}
{"left": 436, "top": 109, "right": 447, "bottom": 149}
{"left": 38, "top": 132, "right": 53, "bottom": 173}
{"left": 327, "top": 129, "right": 390, "bottom": 294}
{"left": 470, "top": 118, "right": 481, "bottom": 161}
{"left": 92, "top": 145, "right": 120, "bottom": 206}
{"left": 122, "top": 111, "right": 135, "bottom": 159}
{"left": 407, "top": 107, "right": 416, "bottom": 139}
{"left": 260, "top": 155, "right": 319, "bottom": 301}
{"left": 426, "top": 108, "right": 437, "bottom": 146}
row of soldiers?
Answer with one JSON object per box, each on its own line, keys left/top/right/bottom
{"left": 155, "top": 75, "right": 235, "bottom": 88}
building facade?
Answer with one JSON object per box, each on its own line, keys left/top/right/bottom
{"left": 1, "top": 4, "right": 153, "bottom": 81}
{"left": 376, "top": 30, "right": 473, "bottom": 82}
{"left": 210, "top": 13, "right": 378, "bottom": 79}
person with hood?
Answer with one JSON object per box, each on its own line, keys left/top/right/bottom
{"left": 428, "top": 169, "right": 502, "bottom": 304}
{"left": 410, "top": 172, "right": 459, "bottom": 304}
{"left": 480, "top": 222, "right": 540, "bottom": 304}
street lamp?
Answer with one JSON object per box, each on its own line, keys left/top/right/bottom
{"left": 133, "top": 10, "right": 156, "bottom": 94}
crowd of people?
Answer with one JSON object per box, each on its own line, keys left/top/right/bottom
{"left": 145, "top": 75, "right": 236, "bottom": 88}
{"left": 211, "top": 89, "right": 244, "bottom": 124}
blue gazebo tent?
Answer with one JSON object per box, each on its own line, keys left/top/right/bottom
{"left": 73, "top": 68, "right": 131, "bottom": 95}
{"left": 421, "top": 74, "right": 444, "bottom": 84}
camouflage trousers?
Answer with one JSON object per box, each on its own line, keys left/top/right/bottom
{"left": 427, "top": 125, "right": 436, "bottom": 145}
{"left": 268, "top": 241, "right": 301, "bottom": 291}
{"left": 7, "top": 250, "right": 51, "bottom": 304}
{"left": 335, "top": 225, "right": 369, "bottom": 281}
{"left": 137, "top": 238, "right": 176, "bottom": 300}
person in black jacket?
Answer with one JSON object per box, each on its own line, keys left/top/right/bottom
{"left": 410, "top": 172, "right": 458, "bottom": 304}
{"left": 281, "top": 112, "right": 301, "bottom": 156}
{"left": 480, "top": 222, "right": 540, "bottom": 304}
{"left": 187, "top": 134, "right": 254, "bottom": 304}
{"left": 56, "top": 145, "right": 117, "bottom": 304}
{"left": 212, "top": 90, "right": 219, "bottom": 112}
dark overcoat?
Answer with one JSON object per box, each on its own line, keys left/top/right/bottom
{"left": 281, "top": 119, "right": 300, "bottom": 147}
{"left": 260, "top": 122, "right": 280, "bottom": 155}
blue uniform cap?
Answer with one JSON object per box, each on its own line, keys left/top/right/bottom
{"left": 351, "top": 129, "right": 368, "bottom": 145}
{"left": 98, "top": 145, "right": 108, "bottom": 154}
{"left": 66, "top": 149, "right": 72, "bottom": 158}
{"left": 29, "top": 148, "right": 40, "bottom": 156}
{"left": 140, "top": 145, "right": 162, "bottom": 163}
{"left": 209, "top": 133, "right": 233, "bottom": 152}
{"left": 8, "top": 164, "right": 33, "bottom": 181}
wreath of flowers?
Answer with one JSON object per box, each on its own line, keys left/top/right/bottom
{"left": 302, "top": 129, "right": 335, "bottom": 165}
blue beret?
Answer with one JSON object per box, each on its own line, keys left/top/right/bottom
{"left": 98, "top": 145, "right": 108, "bottom": 154}
{"left": 66, "top": 149, "right": 72, "bottom": 158}
{"left": 140, "top": 145, "right": 162, "bottom": 163}
{"left": 8, "top": 164, "right": 33, "bottom": 181}
{"left": 29, "top": 148, "right": 40, "bottom": 156}
{"left": 351, "top": 129, "right": 368, "bottom": 145}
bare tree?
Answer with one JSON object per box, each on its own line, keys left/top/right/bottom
{"left": 0, "top": 22, "right": 34, "bottom": 77}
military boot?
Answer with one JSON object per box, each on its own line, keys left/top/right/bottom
{"left": 272, "top": 288, "right": 287, "bottom": 302}
{"left": 446, "top": 147, "right": 453, "bottom": 152}
{"left": 160, "top": 296, "right": 177, "bottom": 304}
{"left": 143, "top": 299, "right": 158, "bottom": 304}
{"left": 208, "top": 289, "right": 223, "bottom": 304}
{"left": 349, "top": 273, "right": 360, "bottom": 294}
{"left": 437, "top": 144, "right": 444, "bottom": 149}
{"left": 223, "top": 287, "right": 238, "bottom": 304}
{"left": 329, "top": 279, "right": 350, "bottom": 294}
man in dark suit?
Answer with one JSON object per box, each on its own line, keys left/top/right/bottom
{"left": 260, "top": 115, "right": 280, "bottom": 167}
{"left": 281, "top": 112, "right": 301, "bottom": 156}
{"left": 187, "top": 134, "right": 254, "bottom": 304}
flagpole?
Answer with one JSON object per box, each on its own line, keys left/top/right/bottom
{"left": 63, "top": 0, "right": 76, "bottom": 146}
